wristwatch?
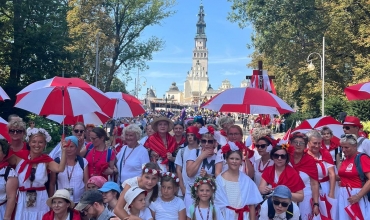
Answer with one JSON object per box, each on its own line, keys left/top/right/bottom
{"left": 313, "top": 203, "right": 319, "bottom": 207}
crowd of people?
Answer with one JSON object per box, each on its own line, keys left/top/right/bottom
{"left": 0, "top": 112, "right": 369, "bottom": 220}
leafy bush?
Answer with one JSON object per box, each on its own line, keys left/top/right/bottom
{"left": 348, "top": 100, "right": 370, "bottom": 121}
{"left": 324, "top": 96, "right": 348, "bottom": 120}
{"left": 362, "top": 121, "right": 370, "bottom": 133}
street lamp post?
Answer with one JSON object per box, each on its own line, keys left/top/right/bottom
{"left": 134, "top": 68, "right": 147, "bottom": 98}
{"left": 306, "top": 37, "right": 325, "bottom": 116}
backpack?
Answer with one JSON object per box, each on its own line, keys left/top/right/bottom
{"left": 267, "top": 197, "right": 294, "bottom": 219}
{"left": 0, "top": 166, "right": 12, "bottom": 181}
{"left": 354, "top": 153, "right": 370, "bottom": 202}
{"left": 54, "top": 155, "right": 85, "bottom": 189}
{"left": 85, "top": 144, "right": 113, "bottom": 162}
{"left": 188, "top": 204, "right": 214, "bottom": 219}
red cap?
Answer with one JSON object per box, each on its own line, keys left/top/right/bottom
{"left": 186, "top": 126, "right": 201, "bottom": 139}
{"left": 343, "top": 116, "right": 362, "bottom": 128}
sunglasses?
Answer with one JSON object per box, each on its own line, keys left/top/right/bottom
{"left": 8, "top": 129, "right": 24, "bottom": 134}
{"left": 272, "top": 153, "right": 287, "bottom": 160}
{"left": 255, "top": 144, "right": 268, "bottom": 149}
{"left": 343, "top": 126, "right": 351, "bottom": 130}
{"left": 273, "top": 200, "right": 289, "bottom": 207}
{"left": 74, "top": 129, "right": 85, "bottom": 134}
{"left": 201, "top": 139, "right": 214, "bottom": 145}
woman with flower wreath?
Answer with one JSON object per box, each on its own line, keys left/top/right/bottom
{"left": 214, "top": 141, "right": 262, "bottom": 220}
{"left": 259, "top": 141, "right": 304, "bottom": 203}
{"left": 187, "top": 176, "right": 224, "bottom": 220}
{"left": 144, "top": 117, "right": 178, "bottom": 173}
{"left": 253, "top": 136, "right": 275, "bottom": 186}
{"left": 185, "top": 126, "right": 223, "bottom": 209}
{"left": 114, "top": 162, "right": 160, "bottom": 220}
{"left": 8, "top": 128, "right": 69, "bottom": 219}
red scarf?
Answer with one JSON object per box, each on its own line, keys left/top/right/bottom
{"left": 227, "top": 205, "right": 250, "bottom": 220}
{"left": 321, "top": 140, "right": 338, "bottom": 151}
{"left": 15, "top": 150, "right": 53, "bottom": 182}
{"left": 262, "top": 165, "right": 305, "bottom": 193}
{"left": 220, "top": 129, "right": 227, "bottom": 137}
{"left": 290, "top": 153, "right": 319, "bottom": 181}
{"left": 144, "top": 132, "right": 177, "bottom": 164}
{"left": 308, "top": 148, "right": 334, "bottom": 179}
{"left": 42, "top": 209, "right": 81, "bottom": 220}
{"left": 176, "top": 136, "right": 186, "bottom": 146}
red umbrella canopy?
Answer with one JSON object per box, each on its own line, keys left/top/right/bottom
{"left": 201, "top": 87, "right": 294, "bottom": 114}
{"left": 344, "top": 81, "right": 370, "bottom": 100}
{"left": 0, "top": 117, "right": 11, "bottom": 141}
{"left": 14, "top": 77, "right": 110, "bottom": 116}
{"left": 0, "top": 86, "right": 10, "bottom": 101}
{"left": 103, "top": 92, "right": 145, "bottom": 118}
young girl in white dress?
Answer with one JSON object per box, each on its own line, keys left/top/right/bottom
{"left": 149, "top": 172, "right": 186, "bottom": 220}
{"left": 187, "top": 176, "right": 224, "bottom": 220}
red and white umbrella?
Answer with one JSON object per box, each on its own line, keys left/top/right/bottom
{"left": 47, "top": 111, "right": 110, "bottom": 125}
{"left": 102, "top": 92, "right": 145, "bottom": 118}
{"left": 0, "top": 86, "right": 10, "bottom": 101}
{"left": 344, "top": 81, "right": 370, "bottom": 100}
{"left": 14, "top": 77, "right": 110, "bottom": 116}
{"left": 201, "top": 87, "right": 294, "bottom": 114}
{"left": 0, "top": 117, "right": 11, "bottom": 141}
{"left": 292, "top": 116, "right": 344, "bottom": 144}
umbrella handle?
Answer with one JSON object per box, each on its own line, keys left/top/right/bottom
{"left": 346, "top": 184, "right": 352, "bottom": 197}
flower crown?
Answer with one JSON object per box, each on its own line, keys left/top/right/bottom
{"left": 191, "top": 176, "right": 216, "bottom": 199}
{"left": 277, "top": 139, "right": 294, "bottom": 154}
{"left": 221, "top": 141, "right": 245, "bottom": 154}
{"left": 25, "top": 128, "right": 52, "bottom": 143}
{"left": 198, "top": 126, "right": 215, "bottom": 135}
{"left": 161, "top": 172, "right": 180, "bottom": 183}
{"left": 143, "top": 167, "right": 160, "bottom": 176}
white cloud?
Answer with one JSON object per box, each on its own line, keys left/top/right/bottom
{"left": 222, "top": 71, "right": 241, "bottom": 76}
{"left": 172, "top": 46, "right": 184, "bottom": 54}
{"left": 142, "top": 71, "right": 184, "bottom": 78}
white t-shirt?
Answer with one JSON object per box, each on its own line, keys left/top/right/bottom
{"left": 186, "top": 205, "right": 225, "bottom": 220}
{"left": 116, "top": 145, "right": 150, "bottom": 184}
{"left": 259, "top": 199, "right": 300, "bottom": 220}
{"left": 149, "top": 196, "right": 185, "bottom": 220}
{"left": 253, "top": 158, "right": 274, "bottom": 187}
{"left": 128, "top": 208, "right": 153, "bottom": 220}
{"left": 56, "top": 158, "right": 88, "bottom": 203}
{"left": 0, "top": 167, "right": 17, "bottom": 203}
{"left": 186, "top": 149, "right": 222, "bottom": 193}
{"left": 357, "top": 137, "right": 370, "bottom": 156}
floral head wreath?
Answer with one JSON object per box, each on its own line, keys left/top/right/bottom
{"left": 142, "top": 166, "right": 160, "bottom": 176}
{"left": 161, "top": 172, "right": 180, "bottom": 183}
{"left": 221, "top": 141, "right": 245, "bottom": 154}
{"left": 25, "top": 128, "right": 52, "bottom": 143}
{"left": 277, "top": 139, "right": 294, "bottom": 154}
{"left": 191, "top": 176, "right": 216, "bottom": 199}
{"left": 198, "top": 126, "right": 215, "bottom": 135}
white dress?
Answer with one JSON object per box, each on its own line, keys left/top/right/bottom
{"left": 0, "top": 166, "right": 17, "bottom": 217}
{"left": 149, "top": 196, "right": 185, "bottom": 220}
{"left": 298, "top": 171, "right": 312, "bottom": 220}
{"left": 15, "top": 160, "right": 49, "bottom": 220}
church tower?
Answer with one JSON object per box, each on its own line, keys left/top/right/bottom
{"left": 184, "top": 3, "right": 209, "bottom": 104}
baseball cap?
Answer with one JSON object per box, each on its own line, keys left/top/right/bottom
{"left": 75, "top": 190, "right": 104, "bottom": 211}
{"left": 123, "top": 187, "right": 147, "bottom": 210}
{"left": 98, "top": 181, "right": 121, "bottom": 194}
{"left": 87, "top": 176, "right": 107, "bottom": 188}
{"left": 272, "top": 185, "right": 292, "bottom": 200}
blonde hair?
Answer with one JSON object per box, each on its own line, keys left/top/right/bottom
{"left": 218, "top": 116, "right": 234, "bottom": 128}
{"left": 7, "top": 118, "right": 26, "bottom": 130}
{"left": 251, "top": 127, "right": 272, "bottom": 142}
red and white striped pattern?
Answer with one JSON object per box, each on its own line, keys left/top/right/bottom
{"left": 345, "top": 81, "right": 370, "bottom": 100}
{"left": 201, "top": 87, "right": 294, "bottom": 114}
{"left": 0, "top": 117, "right": 11, "bottom": 141}
{"left": 0, "top": 86, "right": 10, "bottom": 101}
{"left": 102, "top": 92, "right": 145, "bottom": 118}
{"left": 14, "top": 77, "right": 110, "bottom": 116}
{"left": 47, "top": 111, "right": 110, "bottom": 125}
{"left": 292, "top": 116, "right": 344, "bottom": 144}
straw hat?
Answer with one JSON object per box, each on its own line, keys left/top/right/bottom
{"left": 151, "top": 116, "right": 174, "bottom": 132}
{"left": 46, "top": 189, "right": 74, "bottom": 208}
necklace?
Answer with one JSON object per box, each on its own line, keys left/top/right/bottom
{"left": 92, "top": 146, "right": 107, "bottom": 175}
{"left": 258, "top": 159, "right": 271, "bottom": 173}
{"left": 198, "top": 204, "right": 210, "bottom": 220}
{"left": 120, "top": 145, "right": 137, "bottom": 169}
{"left": 66, "top": 160, "right": 76, "bottom": 183}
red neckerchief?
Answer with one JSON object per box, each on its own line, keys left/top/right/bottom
{"left": 226, "top": 205, "right": 250, "bottom": 220}
{"left": 0, "top": 161, "right": 9, "bottom": 170}
{"left": 290, "top": 153, "right": 319, "bottom": 181}
{"left": 15, "top": 150, "right": 53, "bottom": 182}
{"left": 144, "top": 132, "right": 177, "bottom": 164}
{"left": 321, "top": 140, "right": 338, "bottom": 151}
{"left": 262, "top": 165, "right": 305, "bottom": 193}
{"left": 176, "top": 136, "right": 186, "bottom": 146}
{"left": 220, "top": 129, "right": 227, "bottom": 137}
{"left": 308, "top": 148, "right": 334, "bottom": 177}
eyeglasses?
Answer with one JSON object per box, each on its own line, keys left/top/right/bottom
{"left": 272, "top": 153, "right": 287, "bottom": 160}
{"left": 8, "top": 129, "right": 24, "bottom": 134}
{"left": 343, "top": 126, "right": 352, "bottom": 130}
{"left": 291, "top": 141, "right": 305, "bottom": 146}
{"left": 273, "top": 200, "right": 289, "bottom": 207}
{"left": 74, "top": 129, "right": 85, "bottom": 134}
{"left": 81, "top": 205, "right": 92, "bottom": 213}
{"left": 255, "top": 144, "right": 268, "bottom": 149}
{"left": 201, "top": 139, "right": 214, "bottom": 144}
{"left": 228, "top": 133, "right": 241, "bottom": 136}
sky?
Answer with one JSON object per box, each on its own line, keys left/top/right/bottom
{"left": 124, "top": 0, "right": 255, "bottom": 99}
